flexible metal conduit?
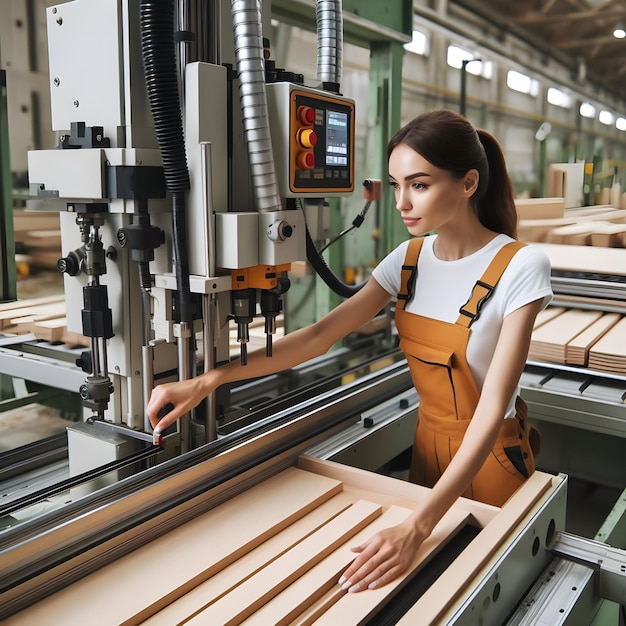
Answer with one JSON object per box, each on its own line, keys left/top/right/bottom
{"left": 316, "top": 0, "right": 343, "bottom": 86}
{"left": 231, "top": 0, "right": 282, "bottom": 213}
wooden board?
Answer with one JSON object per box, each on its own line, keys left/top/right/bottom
{"left": 397, "top": 471, "right": 555, "bottom": 625}
{"left": 143, "top": 494, "right": 356, "bottom": 625}
{"left": 588, "top": 315, "right": 626, "bottom": 373}
{"left": 528, "top": 309, "right": 603, "bottom": 363}
{"left": 533, "top": 306, "right": 565, "bottom": 329}
{"left": 299, "top": 506, "right": 469, "bottom": 626}
{"left": 3, "top": 468, "right": 344, "bottom": 626}
{"left": 187, "top": 500, "right": 383, "bottom": 625}
{"left": 5, "top": 459, "right": 557, "bottom": 626}
{"left": 565, "top": 313, "right": 621, "bottom": 366}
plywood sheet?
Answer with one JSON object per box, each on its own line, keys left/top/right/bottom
{"left": 143, "top": 494, "right": 355, "bottom": 625}
{"left": 4, "top": 467, "right": 343, "bottom": 626}
{"left": 303, "top": 506, "right": 469, "bottom": 626}
{"left": 187, "top": 500, "right": 383, "bottom": 625}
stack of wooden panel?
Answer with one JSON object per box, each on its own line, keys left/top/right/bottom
{"left": 13, "top": 210, "right": 62, "bottom": 270}
{"left": 2, "top": 458, "right": 556, "bottom": 625}
{"left": 0, "top": 295, "right": 87, "bottom": 345}
{"left": 529, "top": 306, "right": 624, "bottom": 372}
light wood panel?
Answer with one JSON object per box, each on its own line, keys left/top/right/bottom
{"left": 588, "top": 316, "right": 626, "bottom": 373}
{"left": 528, "top": 309, "right": 602, "bottom": 363}
{"left": 565, "top": 313, "right": 621, "bottom": 366}
{"left": 143, "top": 494, "right": 355, "bottom": 625}
{"left": 302, "top": 506, "right": 469, "bottom": 626}
{"left": 187, "top": 500, "right": 383, "bottom": 625}
{"left": 4, "top": 468, "right": 343, "bottom": 626}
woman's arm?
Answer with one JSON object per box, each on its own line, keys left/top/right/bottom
{"left": 147, "top": 277, "right": 392, "bottom": 431}
{"left": 338, "top": 296, "right": 545, "bottom": 593}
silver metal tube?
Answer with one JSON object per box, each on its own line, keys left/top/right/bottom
{"left": 201, "top": 141, "right": 218, "bottom": 443}
{"left": 316, "top": 0, "right": 343, "bottom": 85}
{"left": 177, "top": 321, "right": 192, "bottom": 453}
{"left": 231, "top": 0, "right": 282, "bottom": 212}
{"left": 142, "top": 344, "right": 154, "bottom": 434}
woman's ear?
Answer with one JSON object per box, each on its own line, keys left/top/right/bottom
{"left": 464, "top": 169, "right": 480, "bottom": 196}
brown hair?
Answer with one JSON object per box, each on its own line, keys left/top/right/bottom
{"left": 387, "top": 110, "right": 517, "bottom": 238}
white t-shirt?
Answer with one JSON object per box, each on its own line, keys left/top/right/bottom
{"left": 372, "top": 234, "right": 553, "bottom": 418}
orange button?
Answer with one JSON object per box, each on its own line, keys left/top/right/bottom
{"left": 297, "top": 128, "right": 318, "bottom": 149}
{"left": 297, "top": 105, "right": 316, "bottom": 126}
{"left": 296, "top": 151, "right": 315, "bottom": 170}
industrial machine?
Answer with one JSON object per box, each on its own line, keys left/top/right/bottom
{"left": 0, "top": 0, "right": 625, "bottom": 623}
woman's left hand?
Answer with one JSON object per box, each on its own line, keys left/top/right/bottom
{"left": 338, "top": 520, "right": 425, "bottom": 592}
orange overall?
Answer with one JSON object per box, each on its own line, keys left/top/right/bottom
{"left": 396, "top": 237, "right": 535, "bottom": 507}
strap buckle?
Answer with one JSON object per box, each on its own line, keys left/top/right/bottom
{"left": 458, "top": 280, "right": 494, "bottom": 324}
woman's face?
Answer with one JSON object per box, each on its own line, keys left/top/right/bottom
{"left": 388, "top": 143, "right": 477, "bottom": 237}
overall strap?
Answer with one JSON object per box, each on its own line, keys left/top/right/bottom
{"left": 456, "top": 241, "right": 526, "bottom": 328}
{"left": 396, "top": 237, "right": 424, "bottom": 311}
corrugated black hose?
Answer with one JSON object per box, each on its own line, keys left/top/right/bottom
{"left": 305, "top": 225, "right": 365, "bottom": 298}
{"left": 139, "top": 0, "right": 192, "bottom": 326}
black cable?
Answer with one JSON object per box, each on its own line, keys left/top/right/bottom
{"left": 139, "top": 0, "right": 192, "bottom": 326}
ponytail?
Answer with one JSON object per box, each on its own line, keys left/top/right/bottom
{"left": 476, "top": 129, "right": 517, "bottom": 238}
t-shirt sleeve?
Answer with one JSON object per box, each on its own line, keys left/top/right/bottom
{"left": 371, "top": 240, "right": 411, "bottom": 298}
{"left": 500, "top": 244, "right": 553, "bottom": 317}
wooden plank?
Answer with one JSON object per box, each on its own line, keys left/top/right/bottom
{"left": 187, "top": 500, "right": 383, "bottom": 625}
{"left": 289, "top": 506, "right": 470, "bottom": 626}
{"left": 528, "top": 309, "right": 602, "bottom": 363}
{"left": 588, "top": 316, "right": 626, "bottom": 373}
{"left": 532, "top": 306, "right": 565, "bottom": 329}
{"left": 565, "top": 313, "right": 621, "bottom": 365}
{"left": 9, "top": 301, "right": 67, "bottom": 325}
{"left": 3, "top": 468, "right": 344, "bottom": 626}
{"left": 142, "top": 494, "right": 355, "bottom": 625}
{"left": 297, "top": 456, "right": 499, "bottom": 530}
{"left": 397, "top": 471, "right": 555, "bottom": 625}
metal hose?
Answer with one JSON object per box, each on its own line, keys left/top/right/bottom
{"left": 316, "top": 0, "right": 343, "bottom": 87}
{"left": 231, "top": 0, "right": 282, "bottom": 212}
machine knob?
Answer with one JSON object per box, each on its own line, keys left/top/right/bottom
{"left": 296, "top": 151, "right": 315, "bottom": 170}
{"left": 267, "top": 220, "right": 294, "bottom": 241}
{"left": 57, "top": 249, "right": 84, "bottom": 276}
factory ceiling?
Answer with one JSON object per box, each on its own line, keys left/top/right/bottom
{"left": 449, "top": 0, "right": 626, "bottom": 103}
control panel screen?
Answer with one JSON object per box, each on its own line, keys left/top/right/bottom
{"left": 290, "top": 91, "right": 354, "bottom": 194}
{"left": 325, "top": 110, "right": 348, "bottom": 167}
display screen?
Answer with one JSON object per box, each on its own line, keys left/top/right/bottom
{"left": 326, "top": 110, "right": 348, "bottom": 166}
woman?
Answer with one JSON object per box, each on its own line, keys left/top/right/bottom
{"left": 147, "top": 109, "right": 552, "bottom": 593}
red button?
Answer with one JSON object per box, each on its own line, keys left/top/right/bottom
{"left": 297, "top": 105, "right": 316, "bottom": 126}
{"left": 297, "top": 151, "right": 315, "bottom": 170}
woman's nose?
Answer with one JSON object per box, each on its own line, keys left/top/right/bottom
{"left": 395, "top": 189, "right": 410, "bottom": 211}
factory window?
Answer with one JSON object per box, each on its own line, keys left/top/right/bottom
{"left": 404, "top": 29, "right": 428, "bottom": 56}
{"left": 617, "top": 117, "right": 626, "bottom": 131}
{"left": 599, "top": 110, "right": 615, "bottom": 125}
{"left": 547, "top": 87, "right": 571, "bottom": 108}
{"left": 506, "top": 70, "right": 539, "bottom": 96}
{"left": 580, "top": 102, "right": 596, "bottom": 118}
{"left": 447, "top": 45, "right": 492, "bottom": 78}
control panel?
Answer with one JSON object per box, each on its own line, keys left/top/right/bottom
{"left": 266, "top": 83, "right": 355, "bottom": 197}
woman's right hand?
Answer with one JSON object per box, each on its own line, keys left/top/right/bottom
{"left": 147, "top": 376, "right": 210, "bottom": 433}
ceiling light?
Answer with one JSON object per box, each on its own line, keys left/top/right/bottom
{"left": 613, "top": 22, "right": 626, "bottom": 38}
